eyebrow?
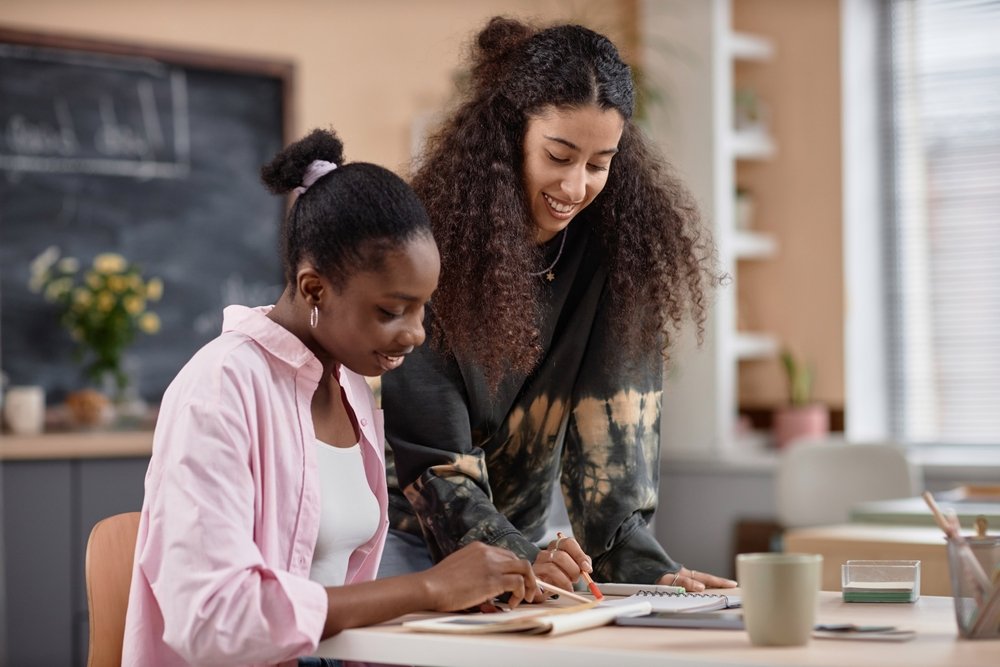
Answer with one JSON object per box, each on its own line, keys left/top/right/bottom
{"left": 544, "top": 135, "right": 619, "bottom": 156}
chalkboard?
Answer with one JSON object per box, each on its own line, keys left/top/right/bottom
{"left": 0, "top": 29, "right": 292, "bottom": 403}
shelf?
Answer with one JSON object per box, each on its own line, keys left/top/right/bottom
{"left": 728, "top": 31, "right": 775, "bottom": 62}
{"left": 734, "top": 332, "right": 780, "bottom": 360}
{"left": 731, "top": 129, "right": 776, "bottom": 159}
{"left": 733, "top": 230, "right": 778, "bottom": 259}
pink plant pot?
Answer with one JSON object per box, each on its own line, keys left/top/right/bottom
{"left": 773, "top": 404, "right": 830, "bottom": 449}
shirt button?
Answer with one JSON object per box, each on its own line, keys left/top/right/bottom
{"left": 360, "top": 418, "right": 368, "bottom": 427}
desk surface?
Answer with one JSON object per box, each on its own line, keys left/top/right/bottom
{"left": 315, "top": 592, "right": 997, "bottom": 667}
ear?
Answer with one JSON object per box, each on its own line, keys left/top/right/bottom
{"left": 295, "top": 266, "right": 325, "bottom": 306}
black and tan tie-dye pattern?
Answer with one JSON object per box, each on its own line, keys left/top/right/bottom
{"left": 383, "top": 213, "right": 681, "bottom": 582}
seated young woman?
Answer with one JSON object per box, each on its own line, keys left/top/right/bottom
{"left": 122, "top": 127, "right": 538, "bottom": 667}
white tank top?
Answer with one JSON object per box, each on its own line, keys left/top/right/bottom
{"left": 309, "top": 440, "right": 380, "bottom": 587}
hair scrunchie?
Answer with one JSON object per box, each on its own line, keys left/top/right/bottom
{"left": 294, "top": 159, "right": 338, "bottom": 195}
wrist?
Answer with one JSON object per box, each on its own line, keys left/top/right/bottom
{"left": 411, "top": 569, "right": 439, "bottom": 611}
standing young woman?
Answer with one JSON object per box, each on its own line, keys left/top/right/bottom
{"left": 122, "top": 128, "right": 537, "bottom": 666}
{"left": 379, "top": 17, "right": 737, "bottom": 594}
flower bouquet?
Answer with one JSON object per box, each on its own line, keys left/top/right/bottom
{"left": 29, "top": 247, "right": 163, "bottom": 406}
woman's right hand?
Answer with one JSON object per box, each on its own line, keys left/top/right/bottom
{"left": 532, "top": 534, "right": 592, "bottom": 593}
{"left": 420, "top": 541, "right": 539, "bottom": 611}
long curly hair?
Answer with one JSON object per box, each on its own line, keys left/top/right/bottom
{"left": 413, "top": 16, "right": 716, "bottom": 388}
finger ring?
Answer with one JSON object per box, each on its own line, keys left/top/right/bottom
{"left": 691, "top": 569, "right": 698, "bottom": 580}
{"left": 548, "top": 548, "right": 556, "bottom": 562}
{"left": 669, "top": 570, "right": 681, "bottom": 585}
{"left": 552, "top": 535, "right": 565, "bottom": 553}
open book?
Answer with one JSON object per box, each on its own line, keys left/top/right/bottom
{"left": 402, "top": 600, "right": 652, "bottom": 636}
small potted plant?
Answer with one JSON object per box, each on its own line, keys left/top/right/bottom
{"left": 29, "top": 246, "right": 163, "bottom": 425}
{"left": 773, "top": 349, "right": 829, "bottom": 448}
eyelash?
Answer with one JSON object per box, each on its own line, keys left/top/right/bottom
{"left": 546, "top": 151, "right": 608, "bottom": 172}
{"left": 378, "top": 307, "right": 401, "bottom": 320}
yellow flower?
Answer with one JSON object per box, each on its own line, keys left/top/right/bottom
{"left": 145, "top": 277, "right": 164, "bottom": 301}
{"left": 107, "top": 275, "right": 127, "bottom": 293}
{"left": 86, "top": 271, "right": 102, "bottom": 289}
{"left": 97, "top": 291, "right": 115, "bottom": 312}
{"left": 44, "top": 277, "right": 73, "bottom": 301}
{"left": 73, "top": 288, "right": 93, "bottom": 308}
{"left": 138, "top": 312, "right": 161, "bottom": 334}
{"left": 93, "top": 253, "right": 127, "bottom": 274}
{"left": 124, "top": 295, "right": 145, "bottom": 315}
{"left": 127, "top": 275, "right": 143, "bottom": 291}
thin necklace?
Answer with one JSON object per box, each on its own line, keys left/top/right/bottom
{"left": 529, "top": 228, "right": 568, "bottom": 282}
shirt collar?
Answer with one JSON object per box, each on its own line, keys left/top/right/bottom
{"left": 221, "top": 304, "right": 323, "bottom": 375}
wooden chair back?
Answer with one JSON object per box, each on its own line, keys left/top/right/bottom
{"left": 85, "top": 511, "right": 140, "bottom": 667}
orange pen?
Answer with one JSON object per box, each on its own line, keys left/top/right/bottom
{"left": 556, "top": 531, "right": 603, "bottom": 600}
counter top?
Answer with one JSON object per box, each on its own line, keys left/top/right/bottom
{"left": 0, "top": 429, "right": 153, "bottom": 460}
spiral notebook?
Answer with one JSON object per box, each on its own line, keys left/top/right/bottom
{"left": 603, "top": 589, "right": 741, "bottom": 613}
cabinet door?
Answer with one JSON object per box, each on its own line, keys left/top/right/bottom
{"left": 0, "top": 456, "right": 149, "bottom": 667}
{"left": 2, "top": 460, "right": 74, "bottom": 667}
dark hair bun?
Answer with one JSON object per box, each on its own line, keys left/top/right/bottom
{"left": 470, "top": 16, "right": 534, "bottom": 90}
{"left": 260, "top": 128, "right": 346, "bottom": 195}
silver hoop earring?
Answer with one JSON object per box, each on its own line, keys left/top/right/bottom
{"left": 310, "top": 305, "right": 319, "bottom": 329}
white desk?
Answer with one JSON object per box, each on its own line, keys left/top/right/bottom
{"left": 315, "top": 592, "right": 998, "bottom": 667}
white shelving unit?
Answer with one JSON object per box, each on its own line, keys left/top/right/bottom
{"left": 642, "top": 0, "right": 778, "bottom": 456}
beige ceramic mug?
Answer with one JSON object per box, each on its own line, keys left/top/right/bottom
{"left": 3, "top": 385, "right": 45, "bottom": 435}
{"left": 736, "top": 552, "right": 823, "bottom": 646}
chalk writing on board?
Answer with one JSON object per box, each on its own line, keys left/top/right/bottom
{"left": 0, "top": 44, "right": 190, "bottom": 178}
{"left": 0, "top": 32, "right": 289, "bottom": 403}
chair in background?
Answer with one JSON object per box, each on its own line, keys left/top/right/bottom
{"left": 775, "top": 437, "right": 923, "bottom": 529}
{"left": 85, "top": 511, "right": 140, "bottom": 667}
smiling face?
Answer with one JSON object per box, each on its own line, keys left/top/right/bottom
{"left": 522, "top": 104, "right": 625, "bottom": 242}
{"left": 309, "top": 233, "right": 440, "bottom": 377}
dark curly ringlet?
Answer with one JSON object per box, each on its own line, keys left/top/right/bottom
{"left": 413, "top": 16, "right": 717, "bottom": 388}
{"left": 261, "top": 128, "right": 432, "bottom": 292}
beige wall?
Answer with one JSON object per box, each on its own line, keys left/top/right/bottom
{"left": 1, "top": 0, "right": 842, "bottom": 409}
{"left": 733, "top": 0, "right": 844, "bottom": 409}
{"left": 0, "top": 0, "right": 631, "bottom": 173}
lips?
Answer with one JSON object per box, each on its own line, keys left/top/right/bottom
{"left": 376, "top": 351, "right": 405, "bottom": 371}
{"left": 543, "top": 192, "right": 578, "bottom": 219}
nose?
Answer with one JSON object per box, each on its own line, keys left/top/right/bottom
{"left": 398, "top": 312, "right": 425, "bottom": 350}
{"left": 561, "top": 165, "right": 587, "bottom": 203}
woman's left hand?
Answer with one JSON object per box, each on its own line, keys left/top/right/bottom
{"left": 656, "top": 567, "right": 738, "bottom": 592}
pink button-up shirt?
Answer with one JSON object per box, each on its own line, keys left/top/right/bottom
{"left": 122, "top": 305, "right": 388, "bottom": 666}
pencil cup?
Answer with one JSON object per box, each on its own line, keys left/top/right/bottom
{"left": 737, "top": 552, "right": 822, "bottom": 646}
{"left": 947, "top": 535, "right": 1000, "bottom": 638}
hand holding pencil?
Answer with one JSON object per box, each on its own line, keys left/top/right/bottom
{"left": 531, "top": 531, "right": 603, "bottom": 600}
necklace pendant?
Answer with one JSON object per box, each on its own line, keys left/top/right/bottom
{"left": 546, "top": 271, "right": 556, "bottom": 282}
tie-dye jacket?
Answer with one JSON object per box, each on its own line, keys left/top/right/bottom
{"left": 383, "top": 213, "right": 681, "bottom": 584}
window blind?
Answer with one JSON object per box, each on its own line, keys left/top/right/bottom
{"left": 885, "top": 0, "right": 1000, "bottom": 445}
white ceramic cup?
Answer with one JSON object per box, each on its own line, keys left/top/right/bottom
{"left": 736, "top": 552, "right": 823, "bottom": 646}
{"left": 3, "top": 385, "right": 46, "bottom": 435}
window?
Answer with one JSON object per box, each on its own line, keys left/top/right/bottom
{"left": 884, "top": 0, "right": 1000, "bottom": 445}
